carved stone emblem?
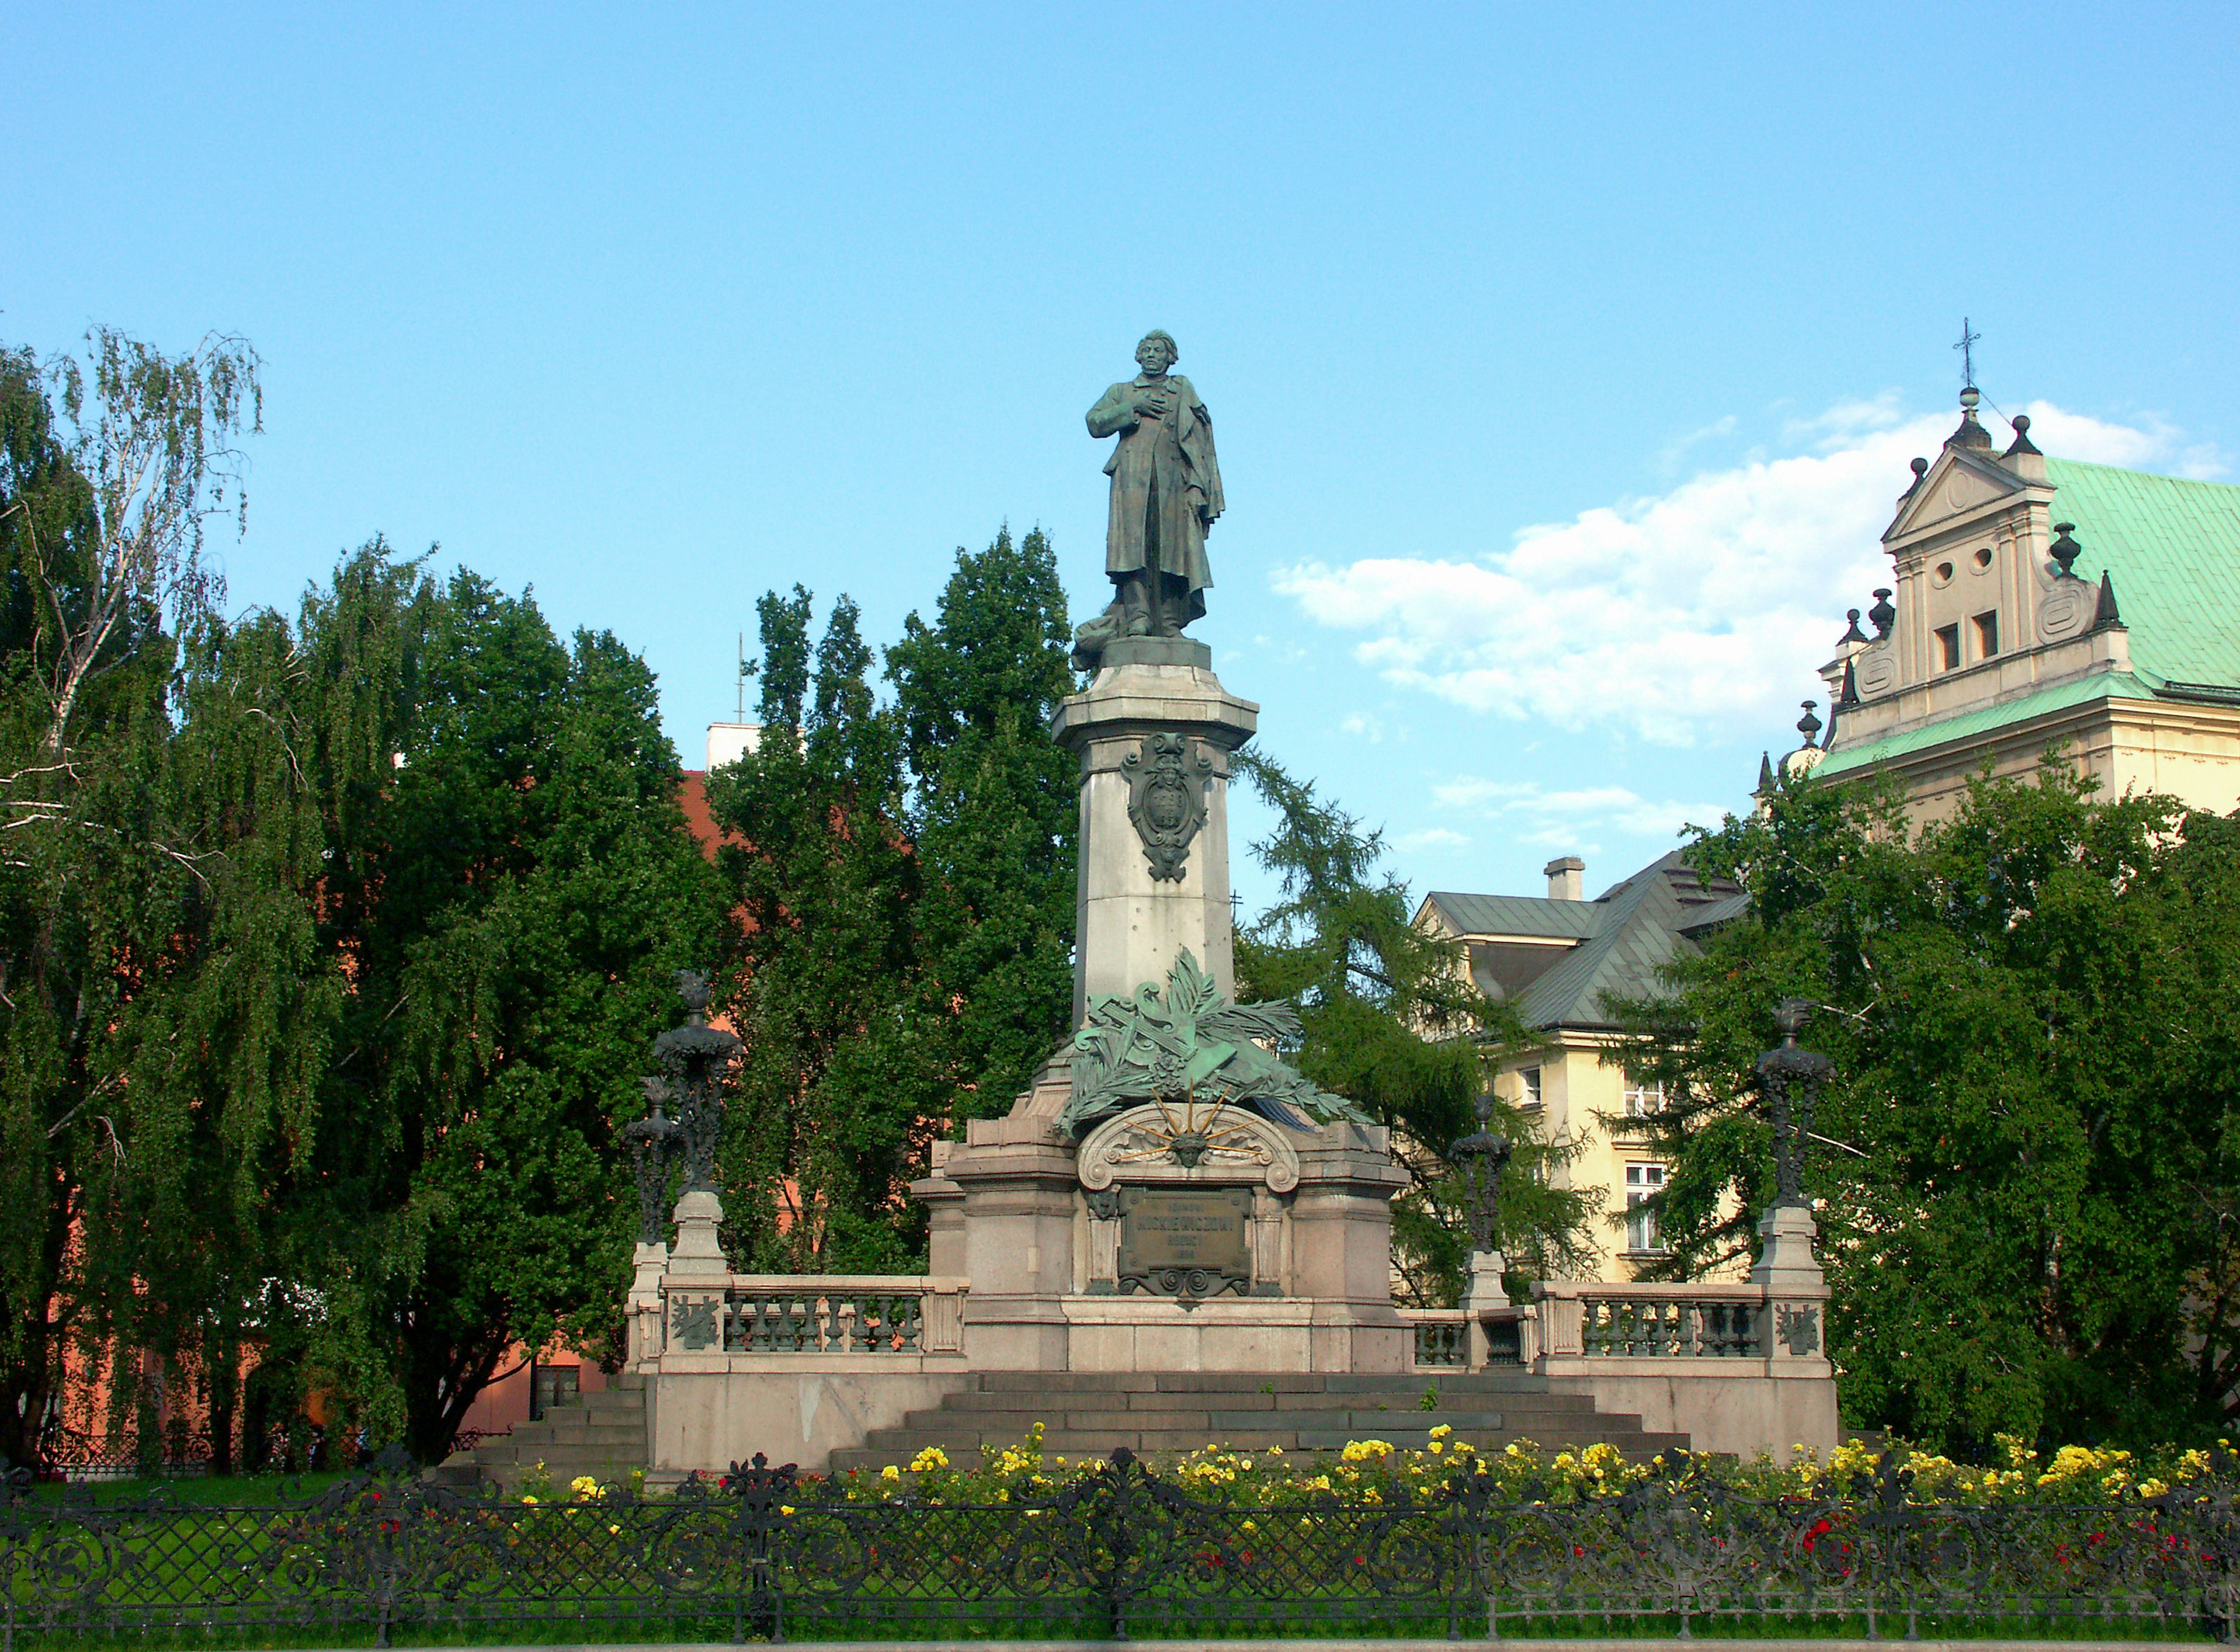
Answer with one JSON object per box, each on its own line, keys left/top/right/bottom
{"left": 1124, "top": 733, "right": 1212, "bottom": 881}
{"left": 1776, "top": 1302, "right": 1821, "bottom": 1356}
{"left": 671, "top": 1297, "right": 721, "bottom": 1351}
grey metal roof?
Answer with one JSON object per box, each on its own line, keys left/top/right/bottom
{"left": 1430, "top": 853, "right": 1748, "bottom": 1031}
{"left": 1422, "top": 891, "right": 1604, "bottom": 940}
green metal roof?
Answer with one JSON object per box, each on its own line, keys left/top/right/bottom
{"left": 2041, "top": 458, "right": 2240, "bottom": 691}
{"left": 1815, "top": 670, "right": 2158, "bottom": 778}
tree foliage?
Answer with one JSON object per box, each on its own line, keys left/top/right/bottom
{"left": 1233, "top": 750, "right": 1600, "bottom": 1306}
{"left": 886, "top": 526, "right": 1076, "bottom": 1124}
{"left": 2, "top": 327, "right": 717, "bottom": 1468}
{"left": 1612, "top": 763, "right": 2240, "bottom": 1452}
{"left": 709, "top": 530, "right": 1077, "bottom": 1270}
{"left": 709, "top": 587, "right": 925, "bottom": 1270}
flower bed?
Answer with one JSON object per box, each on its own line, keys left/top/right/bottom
{"left": 2, "top": 1436, "right": 2236, "bottom": 1647}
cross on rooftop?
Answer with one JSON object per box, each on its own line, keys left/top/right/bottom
{"left": 1955, "top": 317, "right": 1981, "bottom": 389}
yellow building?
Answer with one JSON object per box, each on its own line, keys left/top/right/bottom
{"left": 1805, "top": 387, "right": 2240, "bottom": 813}
{"left": 1415, "top": 853, "right": 1746, "bottom": 1283}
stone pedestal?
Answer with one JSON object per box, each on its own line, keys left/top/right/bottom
{"left": 1051, "top": 638, "right": 1258, "bottom": 1027}
{"left": 1464, "top": 1251, "right": 1510, "bottom": 1369}
{"left": 1750, "top": 1203, "right": 1824, "bottom": 1293}
{"left": 667, "top": 1189, "right": 730, "bottom": 1282}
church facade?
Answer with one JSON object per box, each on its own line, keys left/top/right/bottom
{"left": 1804, "top": 388, "right": 2240, "bottom": 816}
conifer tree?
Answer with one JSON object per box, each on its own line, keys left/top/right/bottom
{"left": 886, "top": 526, "right": 1076, "bottom": 1122}
{"left": 709, "top": 588, "right": 924, "bottom": 1269}
{"left": 1233, "top": 751, "right": 1601, "bottom": 1306}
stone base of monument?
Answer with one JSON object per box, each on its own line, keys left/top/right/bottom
{"left": 911, "top": 1054, "right": 1415, "bottom": 1378}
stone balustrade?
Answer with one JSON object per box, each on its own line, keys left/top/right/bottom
{"left": 1399, "top": 1308, "right": 1468, "bottom": 1368}
{"left": 657, "top": 1275, "right": 970, "bottom": 1357}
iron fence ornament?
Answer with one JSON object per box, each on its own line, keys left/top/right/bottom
{"left": 6, "top": 1446, "right": 2240, "bottom": 1647}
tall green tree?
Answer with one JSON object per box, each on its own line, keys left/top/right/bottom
{"left": 886, "top": 526, "right": 1076, "bottom": 1124}
{"left": 1612, "top": 764, "right": 2240, "bottom": 1452}
{"left": 0, "top": 332, "right": 314, "bottom": 1472}
{"left": 1234, "top": 751, "right": 1600, "bottom": 1306}
{"left": 710, "top": 587, "right": 924, "bottom": 1270}
{"left": 303, "top": 562, "right": 722, "bottom": 1460}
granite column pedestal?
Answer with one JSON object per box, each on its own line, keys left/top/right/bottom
{"left": 1049, "top": 636, "right": 1257, "bottom": 1028}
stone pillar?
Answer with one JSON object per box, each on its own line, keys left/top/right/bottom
{"left": 1750, "top": 1203, "right": 1822, "bottom": 1293}
{"left": 1051, "top": 638, "right": 1258, "bottom": 1027}
{"left": 1751, "top": 1202, "right": 1839, "bottom": 1457}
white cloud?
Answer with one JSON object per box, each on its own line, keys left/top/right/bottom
{"left": 1394, "top": 826, "right": 1470, "bottom": 852}
{"left": 1654, "top": 414, "right": 1737, "bottom": 474}
{"left": 1340, "top": 711, "right": 1387, "bottom": 743}
{"left": 2008, "top": 400, "right": 2231, "bottom": 480}
{"left": 1433, "top": 776, "right": 1732, "bottom": 845}
{"left": 1276, "top": 398, "right": 2217, "bottom": 744}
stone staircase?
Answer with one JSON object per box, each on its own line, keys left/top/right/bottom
{"left": 827, "top": 1368, "right": 1686, "bottom": 1474}
{"left": 430, "top": 1374, "right": 648, "bottom": 1492}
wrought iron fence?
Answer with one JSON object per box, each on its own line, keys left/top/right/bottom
{"left": 3, "top": 1446, "right": 2238, "bottom": 1647}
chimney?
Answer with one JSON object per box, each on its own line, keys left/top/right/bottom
{"left": 1544, "top": 856, "right": 1585, "bottom": 902}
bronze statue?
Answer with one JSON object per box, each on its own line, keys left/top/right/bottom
{"left": 1075, "top": 331, "right": 1224, "bottom": 667}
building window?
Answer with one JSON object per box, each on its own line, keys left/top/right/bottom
{"left": 1625, "top": 1163, "right": 1667, "bottom": 1254}
{"left": 1973, "top": 611, "right": 1999, "bottom": 658}
{"left": 1935, "top": 624, "right": 1961, "bottom": 671}
{"left": 1622, "top": 1074, "right": 1664, "bottom": 1118}
{"left": 1517, "top": 1066, "right": 1542, "bottom": 1110}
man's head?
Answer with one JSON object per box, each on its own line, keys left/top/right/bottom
{"left": 1136, "top": 331, "right": 1178, "bottom": 374}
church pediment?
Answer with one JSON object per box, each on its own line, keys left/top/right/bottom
{"left": 1882, "top": 446, "right": 2029, "bottom": 544}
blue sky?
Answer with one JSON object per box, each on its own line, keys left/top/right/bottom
{"left": 8, "top": 4, "right": 2235, "bottom": 916}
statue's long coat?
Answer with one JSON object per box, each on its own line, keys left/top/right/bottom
{"left": 1087, "top": 373, "right": 1223, "bottom": 614}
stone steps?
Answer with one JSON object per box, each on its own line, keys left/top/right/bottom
{"left": 827, "top": 1370, "right": 1688, "bottom": 1476}
{"left": 429, "top": 1375, "right": 648, "bottom": 1493}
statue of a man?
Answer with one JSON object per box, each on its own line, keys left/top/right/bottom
{"left": 1077, "top": 331, "right": 1224, "bottom": 662}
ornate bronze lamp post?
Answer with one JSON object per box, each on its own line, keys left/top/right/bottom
{"left": 1448, "top": 1094, "right": 1514, "bottom": 1261}
{"left": 1448, "top": 1092, "right": 1516, "bottom": 1359}
{"left": 1756, "top": 996, "right": 1834, "bottom": 1211}
{"left": 652, "top": 970, "right": 740, "bottom": 1280}
{"left": 1749, "top": 996, "right": 1834, "bottom": 1298}
{"left": 622, "top": 1076, "right": 682, "bottom": 1247}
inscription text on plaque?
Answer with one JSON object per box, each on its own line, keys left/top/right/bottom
{"left": 1116, "top": 1186, "right": 1252, "bottom": 1303}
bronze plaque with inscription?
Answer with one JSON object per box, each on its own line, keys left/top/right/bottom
{"left": 1116, "top": 1186, "right": 1252, "bottom": 1302}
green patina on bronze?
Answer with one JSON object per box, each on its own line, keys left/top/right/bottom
{"left": 1073, "top": 330, "right": 1224, "bottom": 668}
{"left": 1062, "top": 947, "right": 1367, "bottom": 1136}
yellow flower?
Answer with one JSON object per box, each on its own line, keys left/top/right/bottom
{"left": 1429, "top": 1424, "right": 1453, "bottom": 1440}
{"left": 520, "top": 1495, "right": 538, "bottom": 1506}
{"left": 779, "top": 1504, "right": 796, "bottom": 1516}
{"left": 881, "top": 1465, "right": 901, "bottom": 1482}
{"left": 909, "top": 1446, "right": 950, "bottom": 1472}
